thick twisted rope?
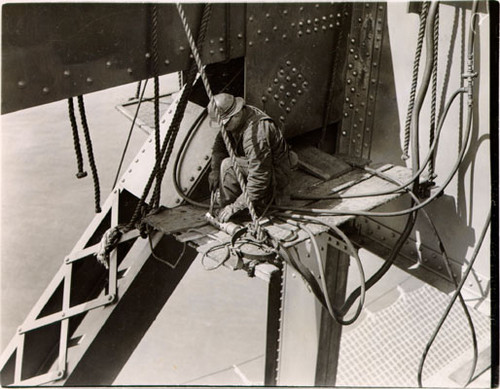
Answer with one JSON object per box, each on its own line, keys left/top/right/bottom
{"left": 151, "top": 4, "right": 213, "bottom": 208}
{"left": 428, "top": 9, "right": 439, "bottom": 179}
{"left": 77, "top": 95, "right": 101, "bottom": 213}
{"left": 67, "top": 97, "right": 87, "bottom": 179}
{"left": 151, "top": 5, "right": 162, "bottom": 208}
{"left": 127, "top": 4, "right": 212, "bottom": 230}
{"left": 402, "top": 2, "right": 429, "bottom": 160}
{"left": 176, "top": 3, "right": 265, "bottom": 239}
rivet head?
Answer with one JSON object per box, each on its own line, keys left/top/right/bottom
{"left": 210, "top": 50, "right": 215, "bottom": 54}
{"left": 265, "top": 13, "right": 270, "bottom": 18}
{"left": 297, "top": 89, "right": 303, "bottom": 95}
{"left": 267, "top": 87, "right": 273, "bottom": 93}
{"left": 237, "top": 33, "right": 243, "bottom": 39}
{"left": 249, "top": 16, "right": 254, "bottom": 22}
{"left": 273, "top": 26, "right": 278, "bottom": 31}
{"left": 257, "top": 29, "right": 262, "bottom": 35}
{"left": 219, "top": 37, "right": 224, "bottom": 42}
{"left": 176, "top": 199, "right": 180, "bottom": 204}
{"left": 279, "top": 85, "right": 285, "bottom": 91}
{"left": 42, "top": 87, "right": 50, "bottom": 94}
{"left": 279, "top": 116, "right": 285, "bottom": 122}
{"left": 127, "top": 68, "right": 133, "bottom": 74}
{"left": 249, "top": 41, "right": 253, "bottom": 47}
{"left": 86, "top": 77, "right": 93, "bottom": 84}
{"left": 291, "top": 98, "right": 297, "bottom": 104}
{"left": 205, "top": 155, "right": 210, "bottom": 160}
{"left": 344, "top": 112, "right": 348, "bottom": 117}
{"left": 164, "top": 59, "right": 170, "bottom": 65}
{"left": 179, "top": 46, "right": 185, "bottom": 51}
{"left": 145, "top": 52, "right": 151, "bottom": 59}
{"left": 282, "top": 34, "right": 287, "bottom": 39}
{"left": 17, "top": 80, "right": 26, "bottom": 88}
{"left": 274, "top": 94, "right": 279, "bottom": 100}
{"left": 261, "top": 96, "right": 267, "bottom": 102}
{"left": 274, "top": 78, "right": 279, "bottom": 84}
{"left": 63, "top": 70, "right": 71, "bottom": 77}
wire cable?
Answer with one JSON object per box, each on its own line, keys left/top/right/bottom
{"left": 113, "top": 78, "right": 149, "bottom": 189}
{"left": 417, "top": 209, "right": 490, "bottom": 387}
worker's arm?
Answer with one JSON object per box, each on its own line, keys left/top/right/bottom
{"left": 209, "top": 131, "right": 229, "bottom": 191}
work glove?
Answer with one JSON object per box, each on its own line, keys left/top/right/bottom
{"left": 218, "top": 203, "right": 243, "bottom": 223}
{"left": 208, "top": 170, "right": 220, "bottom": 192}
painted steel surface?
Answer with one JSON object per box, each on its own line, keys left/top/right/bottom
{"left": 1, "top": 3, "right": 245, "bottom": 114}
{"left": 245, "top": 3, "right": 349, "bottom": 138}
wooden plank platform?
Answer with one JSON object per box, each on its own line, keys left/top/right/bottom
{"left": 146, "top": 164, "right": 412, "bottom": 281}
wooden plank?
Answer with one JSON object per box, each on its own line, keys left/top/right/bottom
{"left": 145, "top": 205, "right": 209, "bottom": 234}
{"left": 295, "top": 145, "right": 352, "bottom": 181}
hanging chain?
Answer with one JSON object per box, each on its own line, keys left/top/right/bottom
{"left": 402, "top": 2, "right": 429, "bottom": 160}
{"left": 176, "top": 3, "right": 265, "bottom": 240}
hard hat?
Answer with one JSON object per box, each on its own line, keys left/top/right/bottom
{"left": 208, "top": 93, "right": 245, "bottom": 124}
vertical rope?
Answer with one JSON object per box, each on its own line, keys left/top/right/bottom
{"left": 68, "top": 98, "right": 87, "bottom": 179}
{"left": 402, "top": 2, "right": 429, "bottom": 160}
{"left": 128, "top": 4, "right": 212, "bottom": 230}
{"left": 151, "top": 4, "right": 213, "bottom": 208}
{"left": 77, "top": 95, "right": 101, "bottom": 213}
{"left": 176, "top": 3, "right": 265, "bottom": 239}
{"left": 151, "top": 4, "right": 162, "bottom": 208}
{"left": 429, "top": 9, "right": 439, "bottom": 180}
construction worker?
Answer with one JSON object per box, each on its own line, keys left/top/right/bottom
{"left": 208, "top": 93, "right": 296, "bottom": 222}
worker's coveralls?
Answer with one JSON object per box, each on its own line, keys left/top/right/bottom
{"left": 210, "top": 106, "right": 293, "bottom": 213}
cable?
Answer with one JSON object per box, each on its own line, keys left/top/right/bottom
{"left": 292, "top": 86, "right": 466, "bottom": 201}
{"left": 113, "top": 78, "right": 149, "bottom": 189}
{"left": 271, "top": 94, "right": 474, "bottom": 218}
{"left": 418, "top": 209, "right": 490, "bottom": 387}
{"left": 410, "top": 0, "right": 440, "bottom": 189}
{"left": 275, "top": 214, "right": 366, "bottom": 325}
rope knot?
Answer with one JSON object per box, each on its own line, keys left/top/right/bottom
{"left": 96, "top": 225, "right": 128, "bottom": 268}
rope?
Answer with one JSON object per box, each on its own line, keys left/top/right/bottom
{"left": 428, "top": 9, "right": 439, "bottom": 179}
{"left": 151, "top": 4, "right": 212, "bottom": 208}
{"left": 176, "top": 3, "right": 265, "bottom": 241}
{"left": 151, "top": 5, "right": 162, "bottom": 208}
{"left": 77, "top": 95, "right": 101, "bottom": 213}
{"left": 127, "top": 4, "right": 212, "bottom": 230}
{"left": 67, "top": 98, "right": 87, "bottom": 179}
{"left": 402, "top": 2, "right": 429, "bottom": 160}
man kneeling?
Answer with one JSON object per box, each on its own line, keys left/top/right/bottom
{"left": 208, "top": 93, "right": 295, "bottom": 222}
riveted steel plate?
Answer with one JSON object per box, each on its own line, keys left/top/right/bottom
{"left": 338, "top": 2, "right": 386, "bottom": 158}
{"left": 245, "top": 3, "right": 347, "bottom": 139}
{"left": 1, "top": 3, "right": 245, "bottom": 114}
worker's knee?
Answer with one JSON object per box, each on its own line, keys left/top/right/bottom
{"left": 220, "top": 157, "right": 232, "bottom": 176}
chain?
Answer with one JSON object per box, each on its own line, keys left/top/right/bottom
{"left": 176, "top": 3, "right": 265, "bottom": 240}
{"left": 402, "top": 2, "right": 429, "bottom": 160}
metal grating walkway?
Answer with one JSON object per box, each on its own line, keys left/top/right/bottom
{"left": 336, "top": 283, "right": 490, "bottom": 387}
